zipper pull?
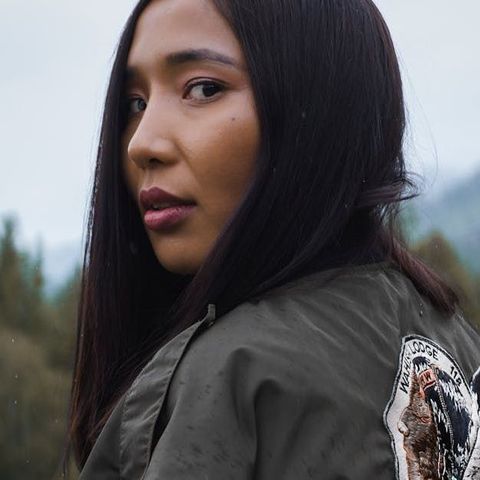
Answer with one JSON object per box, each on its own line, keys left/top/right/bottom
{"left": 204, "top": 303, "right": 216, "bottom": 328}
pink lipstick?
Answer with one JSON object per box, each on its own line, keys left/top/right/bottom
{"left": 139, "top": 187, "right": 196, "bottom": 231}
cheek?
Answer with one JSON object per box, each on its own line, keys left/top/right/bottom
{"left": 193, "top": 106, "right": 260, "bottom": 215}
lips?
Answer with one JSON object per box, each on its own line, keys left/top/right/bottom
{"left": 139, "top": 186, "right": 196, "bottom": 231}
{"left": 139, "top": 187, "right": 195, "bottom": 212}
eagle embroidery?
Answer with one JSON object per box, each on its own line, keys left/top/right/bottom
{"left": 384, "top": 335, "right": 480, "bottom": 479}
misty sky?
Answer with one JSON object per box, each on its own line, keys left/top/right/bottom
{"left": 1, "top": 0, "right": 479, "bottom": 252}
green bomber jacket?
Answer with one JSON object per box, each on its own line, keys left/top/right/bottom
{"left": 79, "top": 262, "right": 480, "bottom": 479}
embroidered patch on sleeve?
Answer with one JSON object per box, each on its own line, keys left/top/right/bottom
{"left": 384, "top": 335, "right": 480, "bottom": 479}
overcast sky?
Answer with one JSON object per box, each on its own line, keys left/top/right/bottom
{"left": 1, "top": 0, "right": 479, "bottom": 253}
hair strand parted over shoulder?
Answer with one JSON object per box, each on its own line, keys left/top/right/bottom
{"left": 62, "top": 0, "right": 458, "bottom": 473}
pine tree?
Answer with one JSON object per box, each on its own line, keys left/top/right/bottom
{"left": 0, "top": 216, "right": 80, "bottom": 479}
{"left": 0, "top": 217, "right": 25, "bottom": 329}
{"left": 413, "top": 231, "right": 480, "bottom": 327}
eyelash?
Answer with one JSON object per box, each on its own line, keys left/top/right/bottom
{"left": 185, "top": 79, "right": 226, "bottom": 101}
{"left": 124, "top": 79, "right": 226, "bottom": 117}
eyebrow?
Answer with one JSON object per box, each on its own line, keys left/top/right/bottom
{"left": 125, "top": 48, "right": 243, "bottom": 81}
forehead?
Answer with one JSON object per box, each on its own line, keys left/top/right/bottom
{"left": 127, "top": 0, "right": 245, "bottom": 70}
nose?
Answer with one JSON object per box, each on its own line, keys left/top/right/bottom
{"left": 126, "top": 98, "right": 178, "bottom": 170}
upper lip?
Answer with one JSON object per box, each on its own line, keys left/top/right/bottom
{"left": 139, "top": 187, "right": 194, "bottom": 211}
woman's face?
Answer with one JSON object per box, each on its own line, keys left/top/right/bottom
{"left": 122, "top": 0, "right": 260, "bottom": 275}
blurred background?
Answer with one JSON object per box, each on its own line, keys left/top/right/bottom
{"left": 0, "top": 0, "right": 479, "bottom": 478}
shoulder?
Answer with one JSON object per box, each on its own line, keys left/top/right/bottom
{"left": 172, "top": 261, "right": 479, "bottom": 403}
{"left": 169, "top": 263, "right": 412, "bottom": 404}
{"left": 167, "top": 300, "right": 308, "bottom": 408}
{"left": 175, "top": 262, "right": 409, "bottom": 364}
{"left": 163, "top": 264, "right": 414, "bottom": 477}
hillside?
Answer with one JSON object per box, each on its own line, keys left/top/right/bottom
{"left": 410, "top": 167, "right": 480, "bottom": 273}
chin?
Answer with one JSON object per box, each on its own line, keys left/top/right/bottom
{"left": 153, "top": 250, "right": 200, "bottom": 276}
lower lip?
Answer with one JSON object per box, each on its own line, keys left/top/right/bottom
{"left": 144, "top": 204, "right": 196, "bottom": 231}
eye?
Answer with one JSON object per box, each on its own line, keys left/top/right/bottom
{"left": 126, "top": 97, "right": 147, "bottom": 116}
{"left": 184, "top": 80, "right": 225, "bottom": 102}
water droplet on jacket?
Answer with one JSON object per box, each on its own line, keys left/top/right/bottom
{"left": 11, "top": 337, "right": 15, "bottom": 343}
{"left": 419, "top": 310, "right": 424, "bottom": 316}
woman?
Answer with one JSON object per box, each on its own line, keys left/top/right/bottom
{"left": 65, "top": 0, "right": 480, "bottom": 478}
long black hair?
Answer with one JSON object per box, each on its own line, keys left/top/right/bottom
{"left": 65, "top": 0, "right": 458, "bottom": 471}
